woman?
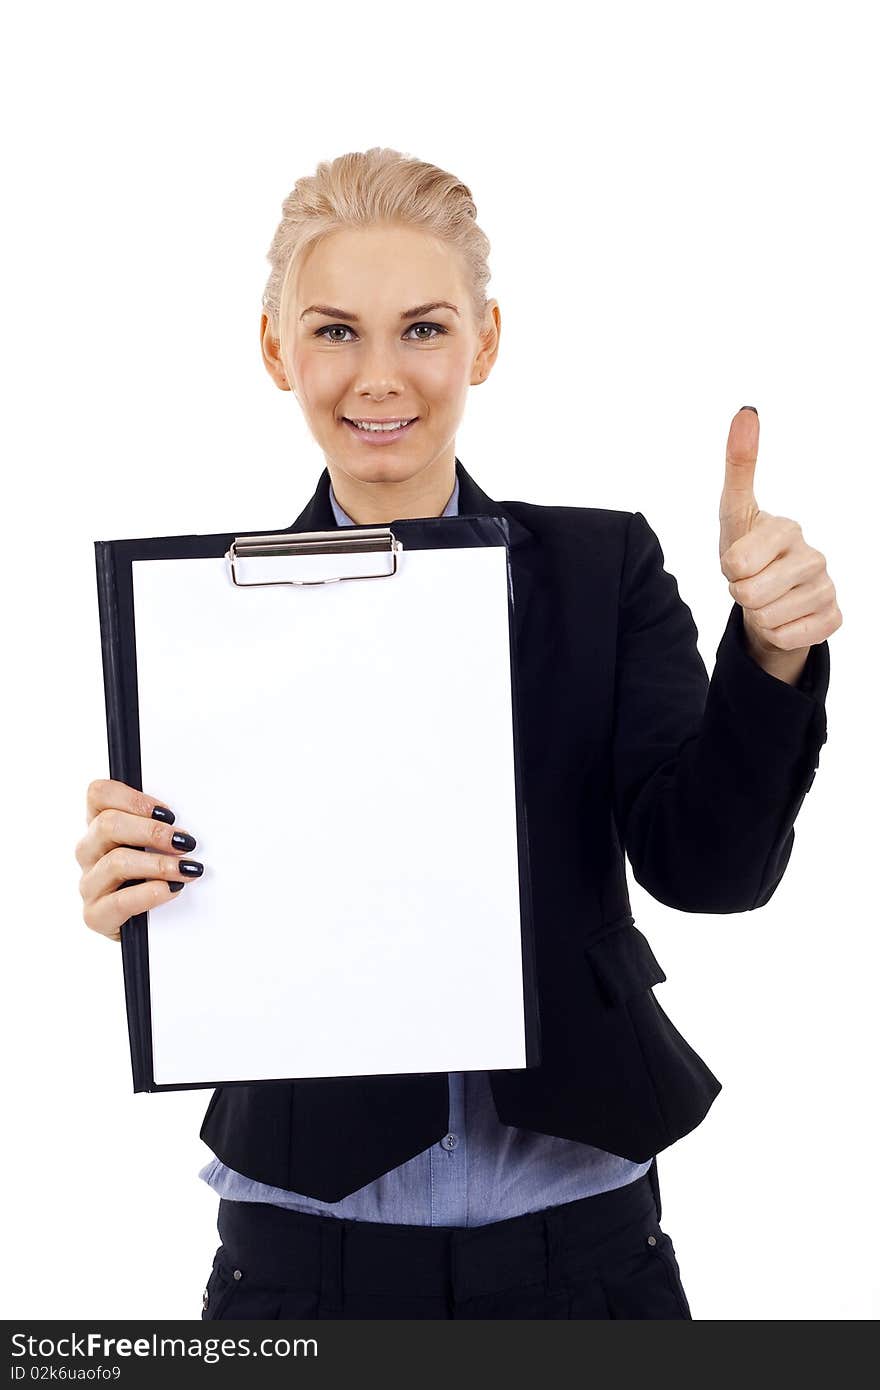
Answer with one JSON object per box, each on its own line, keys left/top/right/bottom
{"left": 76, "top": 147, "right": 839, "bottom": 1319}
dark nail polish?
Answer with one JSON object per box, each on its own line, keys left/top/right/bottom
{"left": 179, "top": 859, "right": 204, "bottom": 877}
{"left": 740, "top": 405, "right": 759, "bottom": 416}
{"left": 152, "top": 806, "right": 176, "bottom": 824}
{"left": 169, "top": 881, "right": 186, "bottom": 893}
{"left": 172, "top": 832, "right": 197, "bottom": 851}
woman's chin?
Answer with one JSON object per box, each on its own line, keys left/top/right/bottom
{"left": 330, "top": 452, "right": 425, "bottom": 486}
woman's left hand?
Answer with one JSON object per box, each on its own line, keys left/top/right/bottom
{"left": 718, "top": 407, "right": 843, "bottom": 683}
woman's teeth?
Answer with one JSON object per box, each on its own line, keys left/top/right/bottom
{"left": 347, "top": 418, "right": 414, "bottom": 432}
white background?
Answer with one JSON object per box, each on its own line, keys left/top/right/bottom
{"left": 2, "top": 0, "right": 876, "bottom": 1321}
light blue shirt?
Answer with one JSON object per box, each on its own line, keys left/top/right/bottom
{"left": 198, "top": 471, "right": 652, "bottom": 1225}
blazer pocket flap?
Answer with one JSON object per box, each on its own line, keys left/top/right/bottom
{"left": 585, "top": 917, "right": 667, "bottom": 1005}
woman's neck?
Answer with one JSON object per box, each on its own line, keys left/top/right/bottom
{"left": 327, "top": 457, "right": 457, "bottom": 524}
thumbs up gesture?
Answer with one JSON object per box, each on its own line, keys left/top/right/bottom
{"left": 719, "top": 407, "right": 842, "bottom": 683}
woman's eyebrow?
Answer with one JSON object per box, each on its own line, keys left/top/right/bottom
{"left": 299, "top": 301, "right": 461, "bottom": 322}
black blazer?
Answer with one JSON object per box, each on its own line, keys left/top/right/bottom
{"left": 200, "top": 458, "right": 830, "bottom": 1202}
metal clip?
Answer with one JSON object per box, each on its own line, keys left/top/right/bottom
{"left": 225, "top": 527, "right": 402, "bottom": 587}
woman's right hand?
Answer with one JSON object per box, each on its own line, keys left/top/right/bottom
{"left": 76, "top": 778, "right": 204, "bottom": 943}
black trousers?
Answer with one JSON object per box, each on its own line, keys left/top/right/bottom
{"left": 201, "top": 1161, "right": 692, "bottom": 1320}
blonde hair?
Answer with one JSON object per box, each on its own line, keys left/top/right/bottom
{"left": 261, "top": 147, "right": 492, "bottom": 347}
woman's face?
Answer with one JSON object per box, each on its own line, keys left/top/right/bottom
{"left": 262, "top": 223, "right": 499, "bottom": 495}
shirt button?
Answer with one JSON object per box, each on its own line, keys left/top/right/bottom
{"left": 233, "top": 1269, "right": 243, "bottom": 1280}
{"left": 441, "top": 1133, "right": 458, "bottom": 1151}
{"left": 647, "top": 1235, "right": 657, "bottom": 1247}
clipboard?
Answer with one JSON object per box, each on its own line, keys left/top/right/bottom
{"left": 94, "top": 512, "right": 541, "bottom": 1093}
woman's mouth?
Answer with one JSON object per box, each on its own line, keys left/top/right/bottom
{"left": 342, "top": 416, "right": 419, "bottom": 445}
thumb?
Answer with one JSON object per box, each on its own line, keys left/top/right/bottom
{"left": 720, "top": 406, "right": 760, "bottom": 554}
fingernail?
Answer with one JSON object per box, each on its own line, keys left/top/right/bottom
{"left": 152, "top": 805, "right": 175, "bottom": 824}
{"left": 739, "top": 405, "right": 759, "bottom": 416}
{"left": 178, "top": 859, "right": 204, "bottom": 877}
{"left": 168, "top": 881, "right": 186, "bottom": 893}
{"left": 172, "top": 832, "right": 197, "bottom": 851}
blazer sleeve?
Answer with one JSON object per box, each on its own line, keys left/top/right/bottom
{"left": 611, "top": 510, "right": 830, "bottom": 913}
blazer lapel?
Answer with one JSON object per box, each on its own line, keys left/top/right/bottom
{"left": 454, "top": 460, "right": 537, "bottom": 658}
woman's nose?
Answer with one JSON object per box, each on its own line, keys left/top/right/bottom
{"left": 354, "top": 344, "right": 411, "bottom": 391}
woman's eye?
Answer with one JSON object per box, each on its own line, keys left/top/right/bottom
{"left": 315, "top": 324, "right": 356, "bottom": 343}
{"left": 314, "top": 322, "right": 448, "bottom": 343}
{"left": 407, "top": 322, "right": 447, "bottom": 341}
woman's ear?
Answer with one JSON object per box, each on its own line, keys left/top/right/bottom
{"left": 260, "top": 313, "right": 292, "bottom": 391}
{"left": 472, "top": 299, "right": 501, "bottom": 385}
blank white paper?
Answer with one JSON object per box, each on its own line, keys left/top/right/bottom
{"left": 131, "top": 540, "right": 528, "bottom": 1084}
